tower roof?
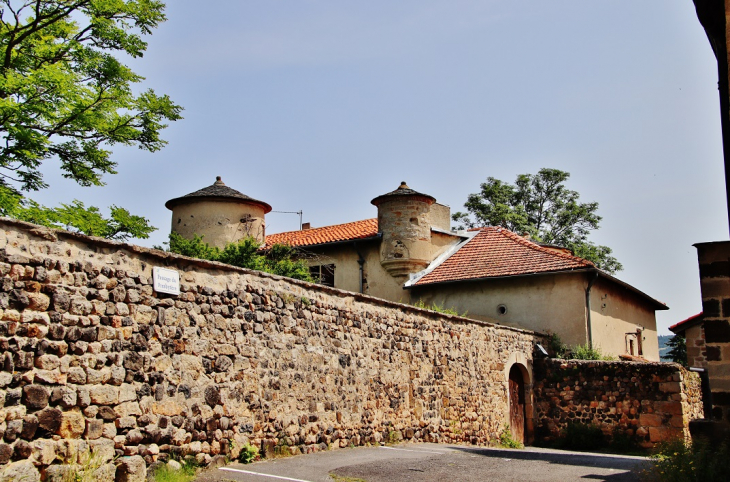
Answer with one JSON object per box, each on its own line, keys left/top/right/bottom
{"left": 370, "top": 181, "right": 436, "bottom": 206}
{"left": 165, "top": 176, "right": 272, "bottom": 213}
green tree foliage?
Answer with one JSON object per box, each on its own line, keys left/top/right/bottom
{"left": 0, "top": 184, "right": 154, "bottom": 240}
{"left": 452, "top": 168, "right": 622, "bottom": 273}
{"left": 663, "top": 334, "right": 687, "bottom": 367}
{"left": 166, "top": 232, "right": 314, "bottom": 282}
{"left": 0, "top": 1, "right": 181, "bottom": 238}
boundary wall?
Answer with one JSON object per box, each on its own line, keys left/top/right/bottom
{"left": 533, "top": 359, "right": 704, "bottom": 448}
{"left": 0, "top": 219, "right": 538, "bottom": 481}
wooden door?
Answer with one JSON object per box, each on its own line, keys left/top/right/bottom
{"left": 509, "top": 365, "right": 525, "bottom": 444}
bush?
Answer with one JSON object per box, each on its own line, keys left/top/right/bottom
{"left": 239, "top": 443, "right": 259, "bottom": 464}
{"left": 568, "top": 343, "right": 614, "bottom": 361}
{"left": 163, "top": 233, "right": 313, "bottom": 282}
{"left": 642, "top": 438, "right": 730, "bottom": 482}
{"left": 498, "top": 426, "right": 523, "bottom": 449}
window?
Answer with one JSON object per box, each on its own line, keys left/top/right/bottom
{"left": 309, "top": 264, "right": 335, "bottom": 287}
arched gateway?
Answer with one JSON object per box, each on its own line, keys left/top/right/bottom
{"left": 507, "top": 363, "right": 532, "bottom": 444}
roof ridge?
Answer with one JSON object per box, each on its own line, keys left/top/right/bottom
{"left": 494, "top": 227, "right": 594, "bottom": 267}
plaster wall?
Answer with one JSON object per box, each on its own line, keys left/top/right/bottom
{"left": 589, "top": 278, "right": 660, "bottom": 361}
{"left": 429, "top": 204, "right": 451, "bottom": 232}
{"left": 170, "top": 200, "right": 266, "bottom": 248}
{"left": 412, "top": 273, "right": 587, "bottom": 347}
{"left": 304, "top": 242, "right": 414, "bottom": 304}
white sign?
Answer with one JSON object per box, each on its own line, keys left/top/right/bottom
{"left": 153, "top": 267, "right": 180, "bottom": 295}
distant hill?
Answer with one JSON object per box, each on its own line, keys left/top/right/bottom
{"left": 658, "top": 335, "right": 672, "bottom": 361}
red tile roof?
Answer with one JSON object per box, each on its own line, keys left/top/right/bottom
{"left": 669, "top": 312, "right": 703, "bottom": 334}
{"left": 413, "top": 227, "right": 593, "bottom": 286}
{"left": 265, "top": 219, "right": 379, "bottom": 247}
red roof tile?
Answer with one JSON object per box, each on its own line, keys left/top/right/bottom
{"left": 265, "top": 219, "right": 379, "bottom": 247}
{"left": 669, "top": 312, "right": 703, "bottom": 334}
{"left": 413, "top": 227, "right": 593, "bottom": 286}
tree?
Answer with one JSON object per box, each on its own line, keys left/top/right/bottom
{"left": 0, "top": 185, "right": 154, "bottom": 241}
{"left": 0, "top": 1, "right": 182, "bottom": 237}
{"left": 663, "top": 334, "right": 687, "bottom": 366}
{"left": 452, "top": 168, "right": 622, "bottom": 273}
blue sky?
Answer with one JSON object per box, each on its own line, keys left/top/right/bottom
{"left": 33, "top": 1, "right": 726, "bottom": 334}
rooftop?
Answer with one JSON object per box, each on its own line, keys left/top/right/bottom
{"left": 669, "top": 312, "right": 703, "bottom": 334}
{"left": 265, "top": 218, "right": 379, "bottom": 247}
{"left": 411, "top": 227, "right": 594, "bottom": 286}
{"left": 165, "top": 176, "right": 272, "bottom": 213}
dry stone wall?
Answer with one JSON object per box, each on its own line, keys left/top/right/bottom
{"left": 533, "top": 359, "right": 704, "bottom": 448}
{"left": 0, "top": 219, "right": 539, "bottom": 481}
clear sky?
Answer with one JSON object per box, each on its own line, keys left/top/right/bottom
{"left": 32, "top": 1, "right": 728, "bottom": 334}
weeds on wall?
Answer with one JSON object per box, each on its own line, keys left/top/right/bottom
{"left": 569, "top": 343, "right": 615, "bottom": 361}
{"left": 412, "top": 299, "right": 468, "bottom": 317}
{"left": 59, "top": 449, "right": 107, "bottom": 482}
{"left": 642, "top": 438, "right": 730, "bottom": 482}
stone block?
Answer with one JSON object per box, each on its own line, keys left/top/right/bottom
{"left": 58, "top": 409, "right": 85, "bottom": 439}
{"left": 89, "top": 385, "right": 118, "bottom": 405}
{"left": 0, "top": 459, "right": 40, "bottom": 482}
{"left": 23, "top": 385, "right": 49, "bottom": 410}
{"left": 115, "top": 455, "right": 146, "bottom": 482}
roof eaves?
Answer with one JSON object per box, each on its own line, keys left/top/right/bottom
{"left": 595, "top": 270, "right": 669, "bottom": 311}
{"left": 266, "top": 234, "right": 381, "bottom": 250}
{"left": 406, "top": 266, "right": 595, "bottom": 289}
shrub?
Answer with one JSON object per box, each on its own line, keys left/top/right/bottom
{"left": 547, "top": 332, "right": 568, "bottom": 358}
{"left": 498, "top": 426, "right": 523, "bottom": 449}
{"left": 568, "top": 343, "right": 614, "bottom": 361}
{"left": 163, "top": 232, "right": 313, "bottom": 282}
{"left": 239, "top": 443, "right": 259, "bottom": 464}
{"left": 642, "top": 437, "right": 730, "bottom": 482}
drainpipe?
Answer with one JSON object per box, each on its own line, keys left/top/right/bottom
{"left": 353, "top": 242, "right": 365, "bottom": 294}
{"left": 585, "top": 271, "right": 599, "bottom": 349}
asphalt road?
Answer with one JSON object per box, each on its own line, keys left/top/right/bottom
{"left": 195, "top": 443, "right": 649, "bottom": 482}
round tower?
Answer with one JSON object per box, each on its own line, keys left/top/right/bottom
{"left": 165, "top": 176, "right": 272, "bottom": 248}
{"left": 371, "top": 182, "right": 436, "bottom": 278}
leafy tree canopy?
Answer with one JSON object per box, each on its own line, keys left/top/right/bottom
{"left": 0, "top": 0, "right": 181, "bottom": 238}
{"left": 165, "top": 232, "right": 314, "bottom": 282}
{"left": 0, "top": 184, "right": 154, "bottom": 240}
{"left": 452, "top": 168, "right": 622, "bottom": 273}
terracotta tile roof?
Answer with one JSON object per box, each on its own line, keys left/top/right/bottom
{"left": 413, "top": 227, "right": 593, "bottom": 286}
{"left": 265, "top": 219, "right": 379, "bottom": 247}
{"left": 669, "top": 312, "right": 703, "bottom": 334}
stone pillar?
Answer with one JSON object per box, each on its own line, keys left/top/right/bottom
{"left": 695, "top": 241, "right": 730, "bottom": 423}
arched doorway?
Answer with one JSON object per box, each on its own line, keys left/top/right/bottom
{"left": 508, "top": 364, "right": 527, "bottom": 444}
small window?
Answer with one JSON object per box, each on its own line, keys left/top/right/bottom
{"left": 309, "top": 264, "right": 335, "bottom": 287}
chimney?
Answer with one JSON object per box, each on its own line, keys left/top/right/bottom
{"left": 301, "top": 222, "right": 311, "bottom": 230}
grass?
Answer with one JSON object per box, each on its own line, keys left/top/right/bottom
{"left": 641, "top": 438, "right": 730, "bottom": 482}
{"left": 411, "top": 299, "right": 468, "bottom": 317}
{"left": 568, "top": 343, "right": 615, "bottom": 361}
{"left": 151, "top": 461, "right": 198, "bottom": 482}
{"left": 59, "top": 449, "right": 108, "bottom": 482}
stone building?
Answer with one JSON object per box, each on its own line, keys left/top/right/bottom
{"left": 169, "top": 179, "right": 667, "bottom": 361}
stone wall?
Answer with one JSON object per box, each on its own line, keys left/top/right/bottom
{"left": 0, "top": 219, "right": 539, "bottom": 481}
{"left": 695, "top": 241, "right": 730, "bottom": 423}
{"left": 533, "top": 359, "right": 704, "bottom": 448}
